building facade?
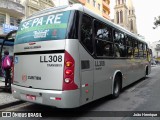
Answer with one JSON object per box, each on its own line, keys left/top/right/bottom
{"left": 114, "top": 0, "right": 137, "bottom": 34}
{"left": 0, "top": 0, "right": 54, "bottom": 77}
{"left": 0, "top": 0, "right": 25, "bottom": 35}
{"left": 150, "top": 40, "right": 160, "bottom": 60}
{"left": 0, "top": 0, "right": 54, "bottom": 35}
{"left": 53, "top": 0, "right": 110, "bottom": 19}
{"left": 20, "top": 0, "right": 54, "bottom": 18}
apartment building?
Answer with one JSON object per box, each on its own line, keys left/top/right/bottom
{"left": 53, "top": 0, "right": 110, "bottom": 19}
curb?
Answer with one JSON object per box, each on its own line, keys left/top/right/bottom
{"left": 0, "top": 100, "right": 25, "bottom": 110}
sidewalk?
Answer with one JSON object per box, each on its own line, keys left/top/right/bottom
{"left": 0, "top": 78, "right": 23, "bottom": 109}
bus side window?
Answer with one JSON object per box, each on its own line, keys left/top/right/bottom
{"left": 133, "top": 40, "right": 139, "bottom": 58}
{"left": 126, "top": 37, "right": 133, "bottom": 58}
{"left": 143, "top": 44, "right": 147, "bottom": 59}
{"left": 80, "top": 14, "right": 93, "bottom": 54}
{"left": 114, "top": 44, "right": 120, "bottom": 57}
{"left": 103, "top": 43, "right": 114, "bottom": 56}
{"left": 94, "top": 20, "right": 114, "bottom": 57}
{"left": 113, "top": 31, "right": 127, "bottom": 57}
{"left": 139, "top": 42, "right": 144, "bottom": 58}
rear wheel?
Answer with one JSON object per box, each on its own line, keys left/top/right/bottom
{"left": 112, "top": 76, "right": 121, "bottom": 98}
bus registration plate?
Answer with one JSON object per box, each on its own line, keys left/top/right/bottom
{"left": 26, "top": 94, "right": 36, "bottom": 101}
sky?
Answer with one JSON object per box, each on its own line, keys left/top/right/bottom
{"left": 110, "top": 0, "right": 160, "bottom": 43}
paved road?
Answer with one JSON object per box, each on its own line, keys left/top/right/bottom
{"left": 1, "top": 66, "right": 160, "bottom": 120}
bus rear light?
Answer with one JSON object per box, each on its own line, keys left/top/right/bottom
{"left": 65, "top": 69, "right": 73, "bottom": 75}
{"left": 85, "top": 84, "right": 89, "bottom": 86}
{"left": 64, "top": 78, "right": 71, "bottom": 83}
{"left": 66, "top": 61, "right": 73, "bottom": 67}
{"left": 63, "top": 51, "right": 78, "bottom": 90}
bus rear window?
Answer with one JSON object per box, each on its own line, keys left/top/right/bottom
{"left": 15, "top": 11, "right": 71, "bottom": 44}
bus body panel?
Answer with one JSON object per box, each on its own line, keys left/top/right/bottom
{"left": 79, "top": 44, "right": 94, "bottom": 105}
{"left": 14, "top": 40, "right": 65, "bottom": 53}
{"left": 124, "top": 59, "right": 150, "bottom": 87}
{"left": 14, "top": 53, "right": 64, "bottom": 90}
{"left": 12, "top": 39, "right": 82, "bottom": 108}
{"left": 12, "top": 84, "right": 80, "bottom": 108}
{"left": 93, "top": 59, "right": 124, "bottom": 100}
{"left": 13, "top": 40, "right": 65, "bottom": 90}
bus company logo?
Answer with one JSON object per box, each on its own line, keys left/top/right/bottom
{"left": 22, "top": 75, "right": 27, "bottom": 82}
{"left": 52, "top": 30, "right": 57, "bottom": 36}
{"left": 33, "top": 30, "right": 49, "bottom": 38}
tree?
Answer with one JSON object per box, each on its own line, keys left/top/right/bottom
{"left": 153, "top": 16, "right": 160, "bottom": 29}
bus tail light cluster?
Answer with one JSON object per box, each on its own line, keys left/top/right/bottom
{"left": 63, "top": 51, "right": 78, "bottom": 90}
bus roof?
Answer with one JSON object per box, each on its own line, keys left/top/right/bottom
{"left": 23, "top": 4, "right": 146, "bottom": 44}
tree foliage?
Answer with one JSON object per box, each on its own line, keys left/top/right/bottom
{"left": 153, "top": 16, "right": 160, "bottom": 29}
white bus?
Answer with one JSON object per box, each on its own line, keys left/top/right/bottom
{"left": 12, "top": 4, "right": 151, "bottom": 108}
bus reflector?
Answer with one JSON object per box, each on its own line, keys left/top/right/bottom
{"left": 85, "top": 84, "right": 89, "bottom": 86}
{"left": 85, "top": 90, "right": 89, "bottom": 93}
{"left": 55, "top": 97, "right": 62, "bottom": 100}
{"left": 50, "top": 97, "right": 62, "bottom": 100}
{"left": 63, "top": 51, "right": 78, "bottom": 90}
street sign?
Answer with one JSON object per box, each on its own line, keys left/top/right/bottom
{"left": 3, "top": 24, "right": 18, "bottom": 34}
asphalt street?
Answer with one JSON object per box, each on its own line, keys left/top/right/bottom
{"left": 1, "top": 65, "right": 160, "bottom": 120}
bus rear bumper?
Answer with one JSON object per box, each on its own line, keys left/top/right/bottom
{"left": 12, "top": 84, "right": 80, "bottom": 108}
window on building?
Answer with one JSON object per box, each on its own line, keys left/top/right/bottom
{"left": 116, "top": 12, "right": 119, "bottom": 24}
{"left": 10, "top": 17, "right": 21, "bottom": 26}
{"left": 0, "top": 14, "right": 5, "bottom": 27}
{"left": 118, "top": 0, "right": 120, "bottom": 4}
{"left": 81, "top": 14, "right": 93, "bottom": 54}
{"left": 129, "top": 10, "right": 130, "bottom": 15}
{"left": 10, "top": 17, "right": 15, "bottom": 26}
{"left": 120, "top": 10, "right": 123, "bottom": 23}
{"left": 98, "top": 3, "right": 100, "bottom": 10}
{"left": 103, "top": 10, "right": 106, "bottom": 13}
{"left": 93, "top": 0, "right": 96, "bottom": 7}
{"left": 94, "top": 20, "right": 114, "bottom": 57}
{"left": 17, "top": 19, "right": 21, "bottom": 25}
{"left": 130, "top": 19, "right": 133, "bottom": 30}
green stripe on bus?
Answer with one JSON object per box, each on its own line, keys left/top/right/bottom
{"left": 17, "top": 23, "right": 67, "bottom": 35}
